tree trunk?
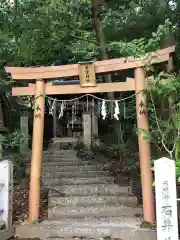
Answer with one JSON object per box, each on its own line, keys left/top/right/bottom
{"left": 91, "top": 0, "right": 124, "bottom": 142}
{"left": 91, "top": 0, "right": 114, "bottom": 102}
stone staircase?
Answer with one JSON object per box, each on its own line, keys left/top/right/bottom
{"left": 16, "top": 148, "right": 156, "bottom": 240}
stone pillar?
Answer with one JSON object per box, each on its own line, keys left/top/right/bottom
{"left": 53, "top": 101, "right": 57, "bottom": 140}
{"left": 91, "top": 112, "right": 98, "bottom": 136}
{"left": 91, "top": 100, "right": 98, "bottom": 136}
{"left": 20, "top": 108, "right": 29, "bottom": 154}
{"left": 82, "top": 113, "right": 91, "bottom": 147}
{"left": 135, "top": 67, "right": 154, "bottom": 224}
{"left": 28, "top": 79, "right": 45, "bottom": 223}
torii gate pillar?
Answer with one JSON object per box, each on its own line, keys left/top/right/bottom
{"left": 28, "top": 79, "right": 45, "bottom": 223}
{"left": 135, "top": 67, "right": 154, "bottom": 224}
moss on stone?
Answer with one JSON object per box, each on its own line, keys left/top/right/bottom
{"left": 140, "top": 220, "right": 153, "bottom": 229}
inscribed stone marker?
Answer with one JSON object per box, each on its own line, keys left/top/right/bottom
{"left": 154, "top": 158, "right": 179, "bottom": 240}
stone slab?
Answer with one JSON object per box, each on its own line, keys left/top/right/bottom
{"left": 41, "top": 165, "right": 105, "bottom": 173}
{"left": 43, "top": 177, "right": 114, "bottom": 186}
{"left": 48, "top": 184, "right": 130, "bottom": 196}
{"left": 15, "top": 224, "right": 156, "bottom": 240}
{"left": 48, "top": 205, "right": 142, "bottom": 218}
{"left": 49, "top": 195, "right": 137, "bottom": 207}
{"left": 0, "top": 227, "right": 15, "bottom": 240}
{"left": 42, "top": 156, "right": 78, "bottom": 160}
{"left": 43, "top": 150, "right": 77, "bottom": 156}
{"left": 43, "top": 216, "right": 142, "bottom": 227}
{"left": 42, "top": 171, "right": 110, "bottom": 178}
{"left": 25, "top": 159, "right": 81, "bottom": 164}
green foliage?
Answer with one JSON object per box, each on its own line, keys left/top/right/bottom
{"left": 0, "top": 129, "right": 27, "bottom": 151}
{"left": 122, "top": 146, "right": 139, "bottom": 173}
{"left": 107, "top": 19, "right": 172, "bottom": 58}
{"left": 92, "top": 134, "right": 121, "bottom": 158}
{"left": 74, "top": 138, "right": 85, "bottom": 152}
{"left": 0, "top": 129, "right": 28, "bottom": 184}
{"left": 31, "top": 219, "right": 41, "bottom": 224}
{"left": 105, "top": 144, "right": 121, "bottom": 158}
{"left": 175, "top": 0, "right": 180, "bottom": 67}
{"left": 176, "top": 161, "right": 180, "bottom": 181}
{"left": 146, "top": 72, "right": 180, "bottom": 159}
{"left": 92, "top": 134, "right": 139, "bottom": 174}
{"left": 74, "top": 138, "right": 94, "bottom": 159}
{"left": 0, "top": 0, "right": 175, "bottom": 70}
{"left": 8, "top": 152, "right": 26, "bottom": 185}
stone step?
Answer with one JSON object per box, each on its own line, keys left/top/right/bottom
{"left": 41, "top": 165, "right": 105, "bottom": 173}
{"left": 42, "top": 170, "right": 110, "bottom": 178}
{"left": 49, "top": 195, "right": 137, "bottom": 207}
{"left": 42, "top": 156, "right": 78, "bottom": 159}
{"left": 25, "top": 157, "right": 79, "bottom": 163}
{"left": 15, "top": 223, "right": 156, "bottom": 240}
{"left": 48, "top": 184, "right": 131, "bottom": 196}
{"left": 43, "top": 177, "right": 114, "bottom": 186}
{"left": 43, "top": 216, "right": 141, "bottom": 227}
{"left": 48, "top": 204, "right": 142, "bottom": 218}
{"left": 41, "top": 160, "right": 99, "bottom": 166}
{"left": 43, "top": 149, "right": 76, "bottom": 153}
{"left": 43, "top": 149, "right": 77, "bottom": 156}
{"left": 41, "top": 155, "right": 77, "bottom": 159}
{"left": 25, "top": 158, "right": 80, "bottom": 163}
{"left": 25, "top": 159, "right": 104, "bottom": 168}
{"left": 42, "top": 155, "right": 77, "bottom": 160}
{"left": 43, "top": 150, "right": 76, "bottom": 156}
{"left": 48, "top": 142, "right": 76, "bottom": 147}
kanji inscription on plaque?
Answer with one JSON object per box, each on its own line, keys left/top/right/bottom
{"left": 78, "top": 62, "right": 96, "bottom": 87}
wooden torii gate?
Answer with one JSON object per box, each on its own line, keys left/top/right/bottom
{"left": 5, "top": 46, "right": 175, "bottom": 224}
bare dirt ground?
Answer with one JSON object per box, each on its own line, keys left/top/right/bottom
{"left": 13, "top": 186, "right": 48, "bottom": 223}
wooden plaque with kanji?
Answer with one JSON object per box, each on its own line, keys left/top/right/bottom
{"left": 78, "top": 62, "right": 96, "bottom": 87}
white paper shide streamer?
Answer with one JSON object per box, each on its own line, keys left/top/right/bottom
{"left": 45, "top": 93, "right": 131, "bottom": 121}
{"left": 101, "top": 100, "right": 107, "bottom": 120}
{"left": 58, "top": 102, "right": 65, "bottom": 119}
{"left": 49, "top": 100, "right": 55, "bottom": 115}
{"left": 114, "top": 100, "right": 120, "bottom": 120}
